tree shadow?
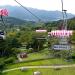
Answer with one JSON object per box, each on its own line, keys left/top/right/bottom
{"left": 0, "top": 72, "right": 6, "bottom": 75}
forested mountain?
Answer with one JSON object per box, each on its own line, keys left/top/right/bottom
{"left": 0, "top": 5, "right": 74, "bottom": 22}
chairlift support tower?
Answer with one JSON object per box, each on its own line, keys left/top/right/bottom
{"left": 50, "top": 0, "right": 72, "bottom": 59}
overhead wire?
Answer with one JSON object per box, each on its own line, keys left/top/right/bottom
{"left": 14, "top": 0, "right": 42, "bottom": 22}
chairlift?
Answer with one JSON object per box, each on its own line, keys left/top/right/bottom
{"left": 0, "top": 9, "right": 8, "bottom": 40}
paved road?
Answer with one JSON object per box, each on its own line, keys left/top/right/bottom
{"left": 2, "top": 64, "right": 75, "bottom": 73}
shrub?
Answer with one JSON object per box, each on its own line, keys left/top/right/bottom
{"left": 0, "top": 61, "right": 5, "bottom": 71}
{"left": 4, "top": 57, "right": 15, "bottom": 64}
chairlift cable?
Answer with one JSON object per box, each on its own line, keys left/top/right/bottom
{"left": 14, "top": 0, "right": 42, "bottom": 22}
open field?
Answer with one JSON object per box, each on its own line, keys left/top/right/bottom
{"left": 2, "top": 49, "right": 75, "bottom": 75}
{"left": 7, "top": 58, "right": 74, "bottom": 69}
{"left": 5, "top": 49, "right": 75, "bottom": 69}
{"left": 3, "top": 67, "right": 75, "bottom": 75}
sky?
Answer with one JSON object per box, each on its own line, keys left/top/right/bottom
{"left": 0, "top": 0, "right": 75, "bottom": 14}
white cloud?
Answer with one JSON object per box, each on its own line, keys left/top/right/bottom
{"left": 0, "top": 0, "right": 75, "bottom": 14}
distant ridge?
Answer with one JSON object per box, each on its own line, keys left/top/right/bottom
{"left": 0, "top": 5, "right": 74, "bottom": 22}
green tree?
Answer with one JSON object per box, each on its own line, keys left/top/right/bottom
{"left": 70, "top": 31, "right": 75, "bottom": 43}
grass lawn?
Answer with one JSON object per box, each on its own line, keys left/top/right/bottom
{"left": 22, "top": 50, "right": 49, "bottom": 61}
{"left": 7, "top": 58, "right": 73, "bottom": 69}
{"left": 3, "top": 67, "right": 75, "bottom": 75}
{"left": 2, "top": 49, "right": 75, "bottom": 75}
{"left": 6, "top": 49, "right": 75, "bottom": 69}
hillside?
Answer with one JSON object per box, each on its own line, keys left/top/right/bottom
{"left": 0, "top": 17, "right": 36, "bottom": 27}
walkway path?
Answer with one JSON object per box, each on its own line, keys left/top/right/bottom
{"left": 2, "top": 64, "right": 75, "bottom": 73}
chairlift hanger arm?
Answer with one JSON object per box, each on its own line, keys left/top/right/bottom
{"left": 1, "top": 15, "right": 5, "bottom": 26}
{"left": 61, "top": 0, "right": 64, "bottom": 23}
{"left": 14, "top": 0, "right": 42, "bottom": 22}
